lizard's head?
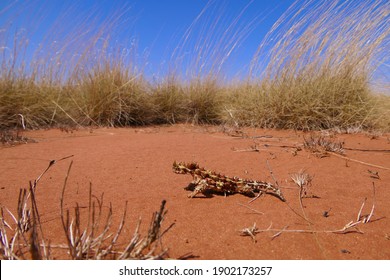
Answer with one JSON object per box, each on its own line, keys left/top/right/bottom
{"left": 172, "top": 161, "right": 199, "bottom": 174}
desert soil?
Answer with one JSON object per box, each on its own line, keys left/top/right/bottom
{"left": 0, "top": 124, "right": 389, "bottom": 259}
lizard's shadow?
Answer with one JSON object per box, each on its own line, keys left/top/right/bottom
{"left": 184, "top": 183, "right": 237, "bottom": 198}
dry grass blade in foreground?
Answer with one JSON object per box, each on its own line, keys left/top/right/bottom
{"left": 0, "top": 157, "right": 173, "bottom": 260}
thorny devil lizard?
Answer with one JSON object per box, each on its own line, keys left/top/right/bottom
{"left": 173, "top": 161, "right": 286, "bottom": 201}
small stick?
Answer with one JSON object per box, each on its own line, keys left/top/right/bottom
{"left": 239, "top": 222, "right": 258, "bottom": 243}
{"left": 328, "top": 152, "right": 390, "bottom": 170}
{"left": 283, "top": 201, "right": 313, "bottom": 224}
{"left": 17, "top": 114, "right": 26, "bottom": 130}
{"left": 242, "top": 223, "right": 364, "bottom": 236}
{"left": 344, "top": 147, "right": 390, "bottom": 153}
{"left": 237, "top": 203, "right": 264, "bottom": 215}
{"left": 358, "top": 183, "right": 376, "bottom": 224}
{"left": 357, "top": 198, "right": 367, "bottom": 222}
{"left": 366, "top": 183, "right": 376, "bottom": 223}
{"left": 35, "top": 155, "right": 74, "bottom": 184}
{"left": 271, "top": 225, "right": 289, "bottom": 240}
{"left": 266, "top": 160, "right": 279, "bottom": 186}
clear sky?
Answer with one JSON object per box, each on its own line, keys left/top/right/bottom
{"left": 0, "top": 0, "right": 297, "bottom": 80}
{"left": 0, "top": 0, "right": 388, "bottom": 88}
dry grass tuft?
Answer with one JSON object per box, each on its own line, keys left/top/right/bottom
{"left": 303, "top": 134, "right": 345, "bottom": 156}
{"left": 0, "top": 157, "right": 173, "bottom": 260}
{"left": 0, "top": 129, "right": 34, "bottom": 146}
{"left": 0, "top": 0, "right": 389, "bottom": 131}
{"left": 227, "top": 0, "right": 390, "bottom": 130}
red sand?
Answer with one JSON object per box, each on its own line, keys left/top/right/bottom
{"left": 1, "top": 125, "right": 389, "bottom": 259}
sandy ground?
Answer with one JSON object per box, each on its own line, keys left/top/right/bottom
{"left": 0, "top": 124, "right": 389, "bottom": 259}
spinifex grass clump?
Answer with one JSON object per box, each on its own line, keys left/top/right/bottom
{"left": 151, "top": 78, "right": 186, "bottom": 124}
{"left": 184, "top": 79, "right": 225, "bottom": 124}
{"left": 227, "top": 0, "right": 389, "bottom": 130}
{"left": 0, "top": 0, "right": 389, "bottom": 131}
{"left": 0, "top": 78, "right": 62, "bottom": 129}
{"left": 70, "top": 62, "right": 154, "bottom": 126}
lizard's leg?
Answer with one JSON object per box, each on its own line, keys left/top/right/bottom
{"left": 184, "top": 175, "right": 201, "bottom": 191}
{"left": 248, "top": 190, "right": 264, "bottom": 203}
{"left": 237, "top": 183, "right": 256, "bottom": 197}
{"left": 188, "top": 179, "right": 209, "bottom": 198}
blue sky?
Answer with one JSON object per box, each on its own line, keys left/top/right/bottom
{"left": 0, "top": 0, "right": 296, "bottom": 80}
{"left": 0, "top": 0, "right": 388, "bottom": 89}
